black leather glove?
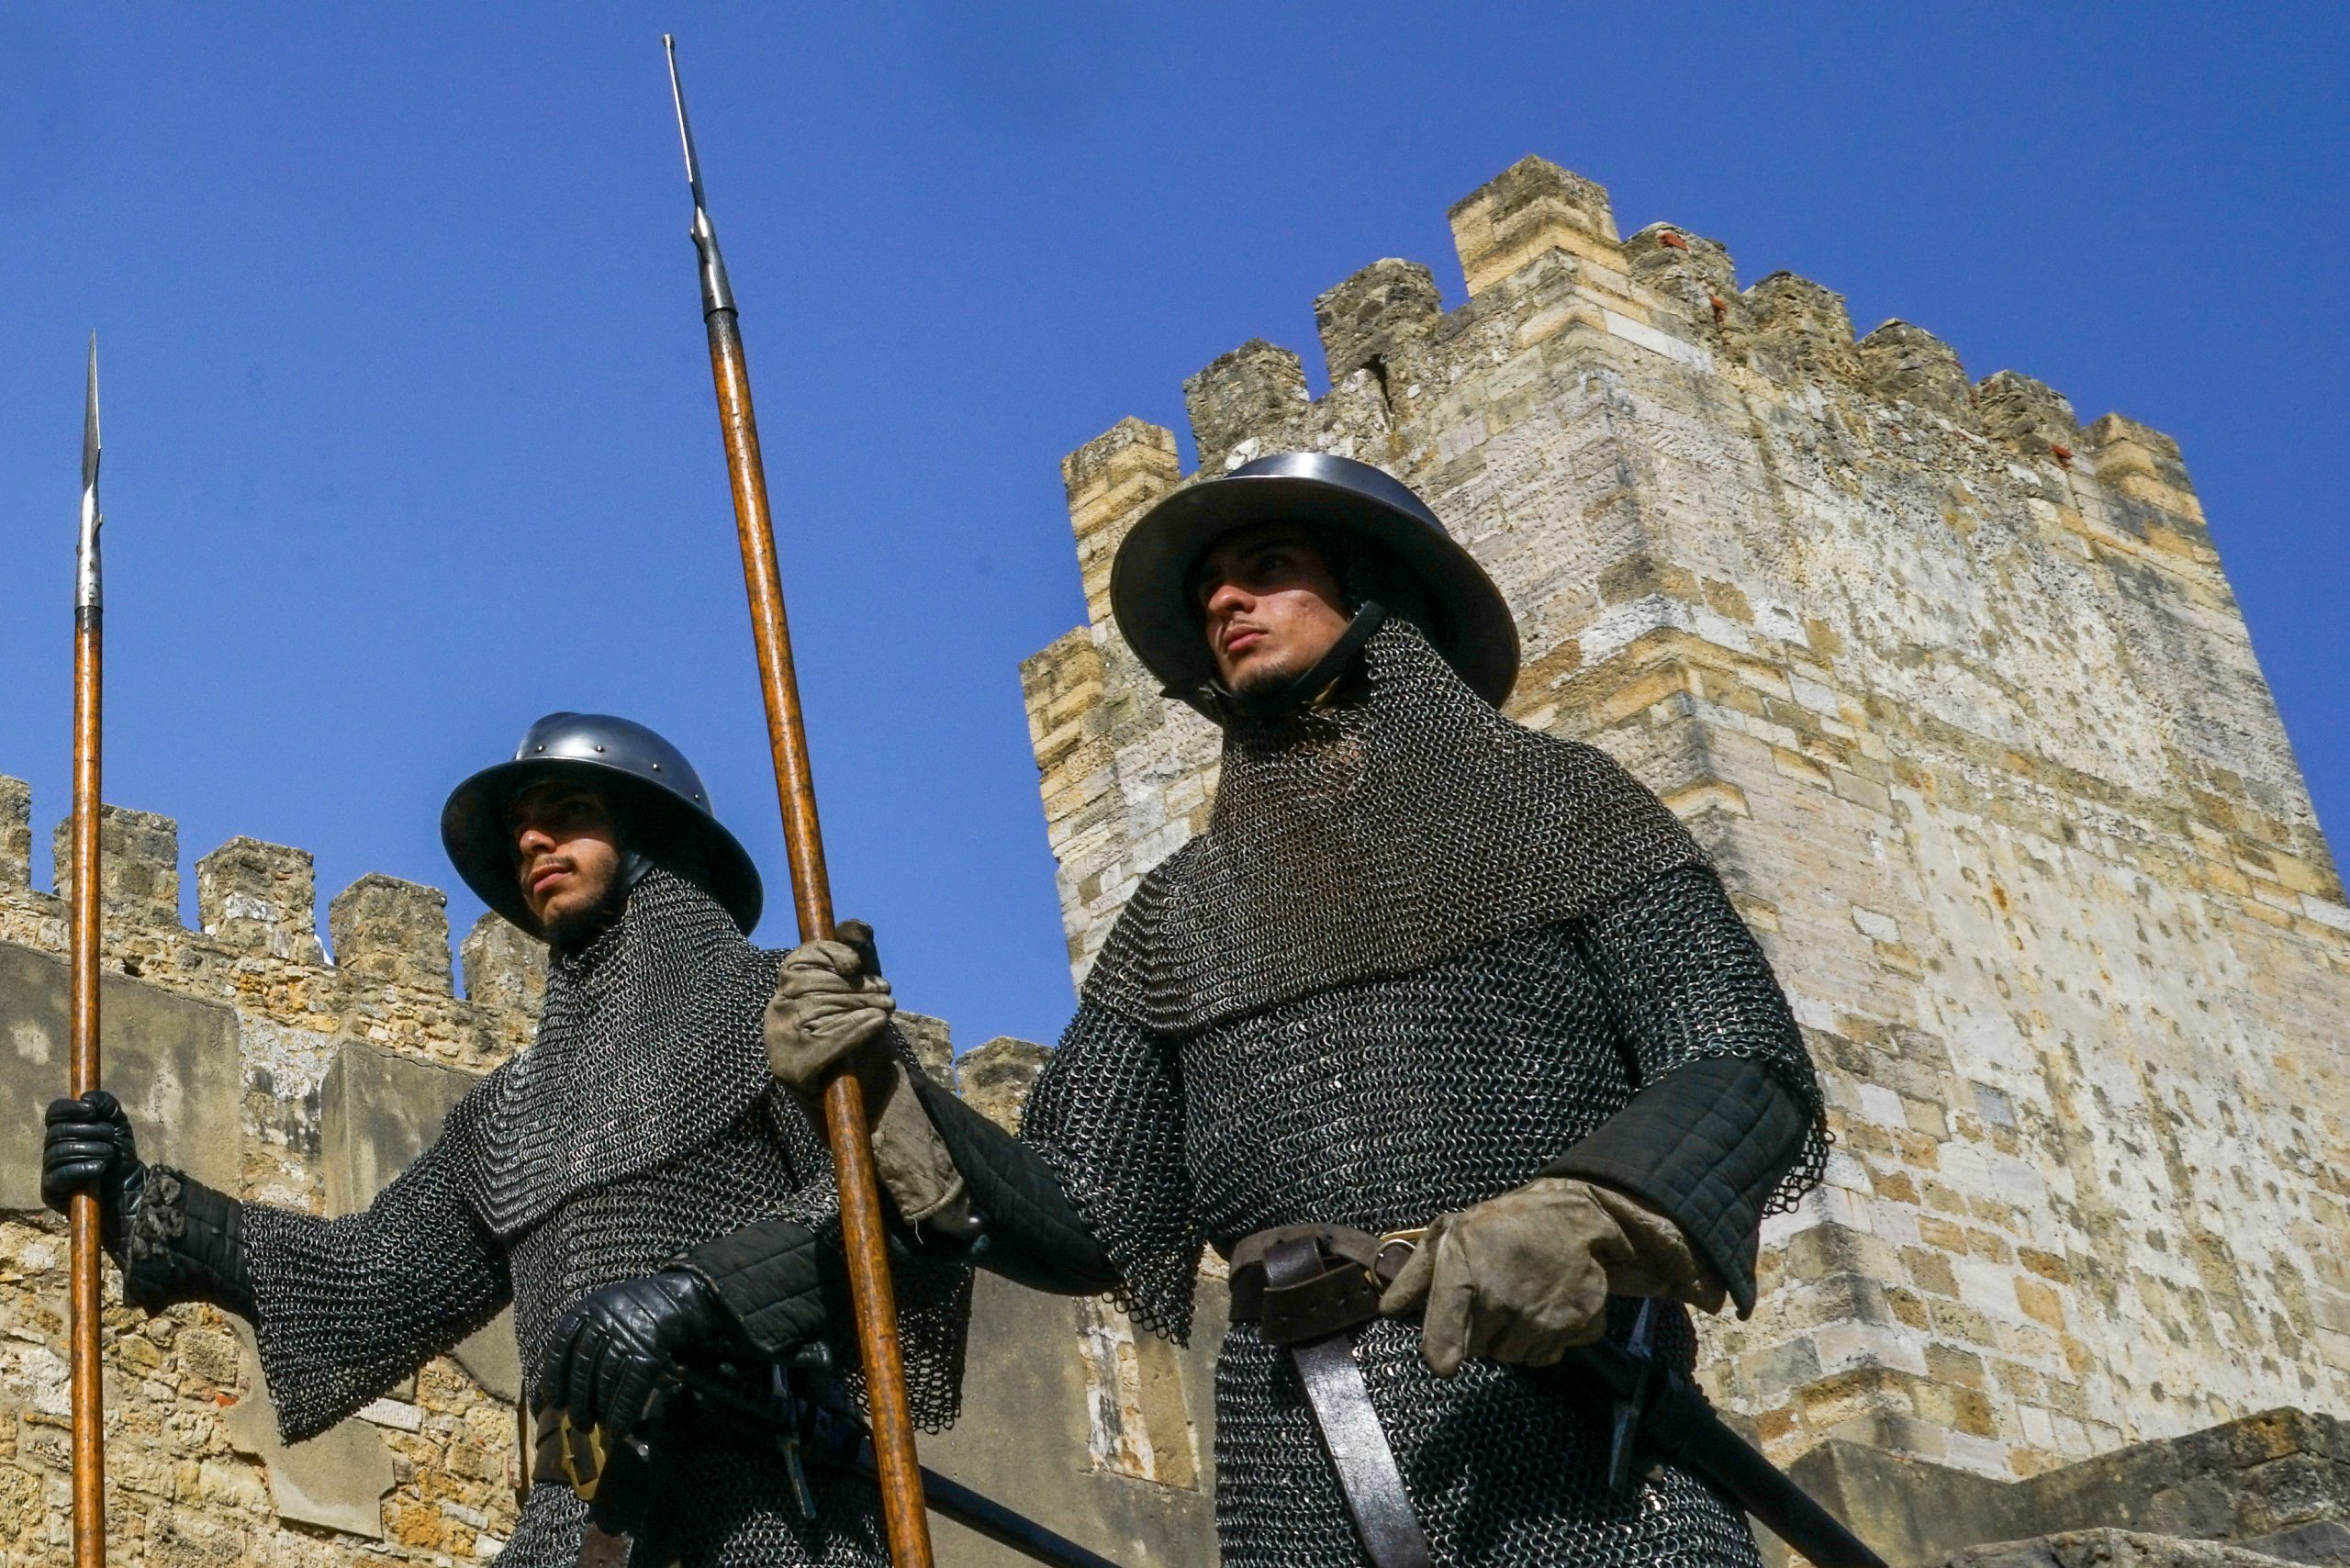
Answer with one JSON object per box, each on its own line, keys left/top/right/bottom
{"left": 536, "top": 1271, "right": 741, "bottom": 1443}
{"left": 43, "top": 1091, "right": 146, "bottom": 1258}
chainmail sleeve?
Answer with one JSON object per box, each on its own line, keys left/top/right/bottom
{"left": 1017, "top": 1002, "right": 1202, "bottom": 1343}
{"left": 1561, "top": 863, "right": 1827, "bottom": 1271}
{"left": 241, "top": 1132, "right": 511, "bottom": 1442}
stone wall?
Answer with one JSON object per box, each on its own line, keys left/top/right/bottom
{"left": 1019, "top": 155, "right": 2350, "bottom": 1490}
{"left": 0, "top": 789, "right": 1216, "bottom": 1563}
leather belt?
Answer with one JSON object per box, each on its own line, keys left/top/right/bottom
{"left": 1229, "top": 1226, "right": 1432, "bottom": 1568}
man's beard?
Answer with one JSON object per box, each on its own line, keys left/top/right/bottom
{"left": 542, "top": 873, "right": 632, "bottom": 953}
{"left": 1228, "top": 648, "right": 1310, "bottom": 700}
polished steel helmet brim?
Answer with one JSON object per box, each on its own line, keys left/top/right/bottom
{"left": 441, "top": 713, "right": 763, "bottom": 938}
{"left": 1108, "top": 453, "right": 1519, "bottom": 708}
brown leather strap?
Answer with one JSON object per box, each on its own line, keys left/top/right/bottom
{"left": 1264, "top": 1238, "right": 1434, "bottom": 1568}
{"left": 576, "top": 1525, "right": 633, "bottom": 1568}
{"left": 1228, "top": 1225, "right": 1385, "bottom": 1342}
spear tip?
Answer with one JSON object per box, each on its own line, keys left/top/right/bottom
{"left": 662, "top": 35, "right": 734, "bottom": 316}
{"left": 81, "top": 334, "right": 100, "bottom": 496}
{"left": 664, "top": 34, "right": 705, "bottom": 207}
{"left": 77, "top": 334, "right": 103, "bottom": 610}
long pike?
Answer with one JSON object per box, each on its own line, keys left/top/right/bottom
{"left": 663, "top": 37, "right": 938, "bottom": 1567}
{"left": 68, "top": 335, "right": 107, "bottom": 1568}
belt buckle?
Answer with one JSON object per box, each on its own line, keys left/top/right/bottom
{"left": 1371, "top": 1227, "right": 1425, "bottom": 1289}
{"left": 558, "top": 1412, "right": 609, "bottom": 1502}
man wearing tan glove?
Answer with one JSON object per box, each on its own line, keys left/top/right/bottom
{"left": 1376, "top": 1177, "right": 1726, "bottom": 1378}
{"left": 764, "top": 455, "right": 1826, "bottom": 1568}
{"left": 765, "top": 932, "right": 977, "bottom": 1240}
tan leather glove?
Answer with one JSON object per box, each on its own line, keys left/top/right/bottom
{"left": 1376, "top": 1177, "right": 1725, "bottom": 1378}
{"left": 765, "top": 930, "right": 976, "bottom": 1238}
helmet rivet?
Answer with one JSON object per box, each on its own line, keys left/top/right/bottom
{"left": 533, "top": 745, "right": 545, "bottom": 753}
{"left": 593, "top": 744, "right": 606, "bottom": 753}
{"left": 651, "top": 762, "right": 661, "bottom": 770}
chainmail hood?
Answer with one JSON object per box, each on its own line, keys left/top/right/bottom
{"left": 451, "top": 868, "right": 799, "bottom": 1238}
{"left": 1081, "top": 619, "right": 1708, "bottom": 1035}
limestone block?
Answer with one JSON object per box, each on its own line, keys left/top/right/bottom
{"left": 1314, "top": 258, "right": 1443, "bottom": 384}
{"left": 459, "top": 910, "right": 546, "bottom": 1018}
{"left": 196, "top": 837, "right": 326, "bottom": 963}
{"left": 1975, "top": 369, "right": 2081, "bottom": 460}
{"left": 1448, "top": 155, "right": 1620, "bottom": 295}
{"left": 1938, "top": 1528, "right": 2308, "bottom": 1568}
{"left": 2086, "top": 414, "right": 2192, "bottom": 491}
{"left": 0, "top": 777, "right": 28, "bottom": 889}
{"left": 224, "top": 1322, "right": 393, "bottom": 1540}
{"left": 0, "top": 939, "right": 241, "bottom": 1208}
{"left": 1626, "top": 222, "right": 1740, "bottom": 298}
{"left": 1858, "top": 320, "right": 1974, "bottom": 420}
{"left": 897, "top": 1011, "right": 953, "bottom": 1089}
{"left": 957, "top": 1036, "right": 1050, "bottom": 1131}
{"left": 328, "top": 872, "right": 453, "bottom": 993}
{"left": 1060, "top": 420, "right": 1181, "bottom": 625}
{"left": 1625, "top": 222, "right": 1744, "bottom": 333}
{"left": 320, "top": 1040, "right": 520, "bottom": 1402}
{"left": 1183, "top": 339, "right": 1308, "bottom": 475}
{"left": 1746, "top": 271, "right": 1860, "bottom": 382}
{"left": 50, "top": 803, "right": 180, "bottom": 928}
{"left": 2087, "top": 411, "right": 2203, "bottom": 521}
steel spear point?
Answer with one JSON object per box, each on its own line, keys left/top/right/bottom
{"left": 664, "top": 34, "right": 735, "bottom": 317}
{"left": 78, "top": 334, "right": 102, "bottom": 612}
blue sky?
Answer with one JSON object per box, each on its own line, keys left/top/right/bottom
{"left": 2, "top": 4, "right": 2343, "bottom": 1048}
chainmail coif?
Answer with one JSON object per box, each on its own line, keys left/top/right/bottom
{"left": 1082, "top": 618, "right": 1708, "bottom": 1035}
{"left": 452, "top": 867, "right": 789, "bottom": 1238}
{"left": 240, "top": 868, "right": 968, "bottom": 1567}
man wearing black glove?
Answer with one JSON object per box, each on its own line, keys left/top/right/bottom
{"left": 43, "top": 714, "right": 968, "bottom": 1568}
{"left": 767, "top": 455, "right": 1829, "bottom": 1568}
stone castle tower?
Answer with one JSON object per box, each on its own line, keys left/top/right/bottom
{"left": 1022, "top": 156, "right": 2350, "bottom": 1557}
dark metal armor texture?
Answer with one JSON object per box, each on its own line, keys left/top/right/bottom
{"left": 234, "top": 870, "right": 967, "bottom": 1567}
{"left": 1081, "top": 621, "right": 1712, "bottom": 1036}
{"left": 1024, "top": 621, "right": 1823, "bottom": 1568}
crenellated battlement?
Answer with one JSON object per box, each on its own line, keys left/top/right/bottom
{"left": 0, "top": 784, "right": 530, "bottom": 1021}
{"left": 1059, "top": 156, "right": 2208, "bottom": 550}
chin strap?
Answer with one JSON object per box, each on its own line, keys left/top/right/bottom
{"left": 1176, "top": 602, "right": 1389, "bottom": 723}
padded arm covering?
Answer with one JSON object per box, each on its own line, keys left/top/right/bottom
{"left": 907, "top": 1075, "right": 1121, "bottom": 1295}
{"left": 1543, "top": 1054, "right": 1807, "bottom": 1316}
{"left": 677, "top": 1215, "right": 832, "bottom": 1360}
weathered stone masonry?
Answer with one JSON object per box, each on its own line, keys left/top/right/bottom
{"left": 1022, "top": 156, "right": 2350, "bottom": 1554}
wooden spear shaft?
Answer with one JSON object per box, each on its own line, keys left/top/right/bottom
{"left": 69, "top": 335, "right": 106, "bottom": 1568}
{"left": 665, "top": 39, "right": 935, "bottom": 1568}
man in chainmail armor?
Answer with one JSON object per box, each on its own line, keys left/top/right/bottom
{"left": 767, "top": 454, "right": 1829, "bottom": 1568}
{"left": 43, "top": 713, "right": 968, "bottom": 1567}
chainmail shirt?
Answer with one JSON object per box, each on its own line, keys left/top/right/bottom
{"left": 1024, "top": 621, "right": 1824, "bottom": 1568}
{"left": 240, "top": 869, "right": 968, "bottom": 1568}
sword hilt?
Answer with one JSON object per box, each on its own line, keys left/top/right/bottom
{"left": 1605, "top": 1299, "right": 1662, "bottom": 1492}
